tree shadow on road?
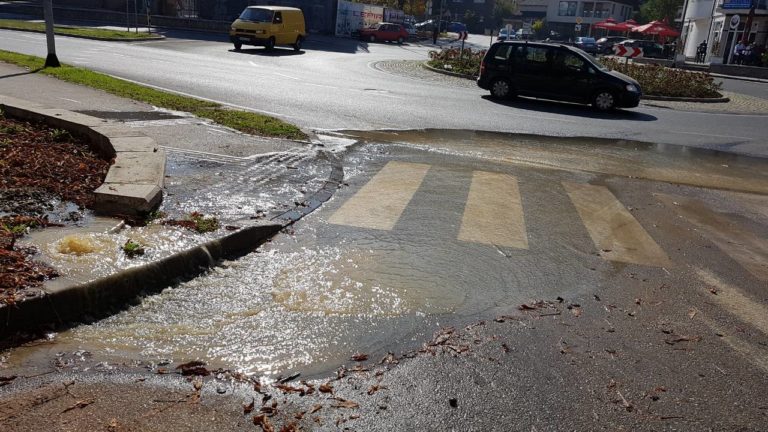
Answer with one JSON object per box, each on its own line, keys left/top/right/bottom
{"left": 482, "top": 95, "right": 658, "bottom": 121}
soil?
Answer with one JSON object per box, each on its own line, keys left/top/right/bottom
{"left": 0, "top": 114, "right": 110, "bottom": 304}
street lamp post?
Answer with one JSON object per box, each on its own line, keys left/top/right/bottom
{"left": 43, "top": 0, "right": 60, "bottom": 67}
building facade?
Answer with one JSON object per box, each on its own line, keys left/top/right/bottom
{"left": 546, "top": 0, "right": 635, "bottom": 38}
{"left": 681, "top": 0, "right": 767, "bottom": 63}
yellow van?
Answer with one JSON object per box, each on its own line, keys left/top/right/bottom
{"left": 230, "top": 6, "right": 306, "bottom": 51}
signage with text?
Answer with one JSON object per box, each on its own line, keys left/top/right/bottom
{"left": 722, "top": 0, "right": 752, "bottom": 9}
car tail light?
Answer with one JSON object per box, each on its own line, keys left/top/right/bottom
{"left": 480, "top": 61, "right": 485, "bottom": 75}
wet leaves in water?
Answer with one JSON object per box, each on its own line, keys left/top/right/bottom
{"left": 351, "top": 353, "right": 368, "bottom": 362}
{"left": 175, "top": 360, "right": 210, "bottom": 376}
{"left": 274, "top": 383, "right": 306, "bottom": 396}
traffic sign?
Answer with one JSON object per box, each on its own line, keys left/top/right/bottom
{"left": 613, "top": 45, "right": 643, "bottom": 58}
{"left": 574, "top": 24, "right": 581, "bottom": 32}
{"left": 730, "top": 14, "right": 740, "bottom": 29}
{"left": 576, "top": 17, "right": 583, "bottom": 24}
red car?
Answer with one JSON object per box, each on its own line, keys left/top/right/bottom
{"left": 359, "top": 22, "right": 408, "bottom": 44}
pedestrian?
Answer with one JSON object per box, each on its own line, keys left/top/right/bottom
{"left": 432, "top": 24, "right": 438, "bottom": 45}
{"left": 733, "top": 40, "right": 746, "bottom": 64}
{"left": 696, "top": 40, "right": 707, "bottom": 63}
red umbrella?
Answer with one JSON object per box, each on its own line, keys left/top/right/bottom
{"left": 631, "top": 20, "right": 680, "bottom": 37}
{"left": 593, "top": 18, "right": 618, "bottom": 30}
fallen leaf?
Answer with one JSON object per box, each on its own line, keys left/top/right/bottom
{"left": 319, "top": 382, "right": 334, "bottom": 393}
{"left": 688, "top": 308, "right": 697, "bottom": 319}
{"left": 253, "top": 414, "right": 275, "bottom": 432}
{"left": 332, "top": 397, "right": 359, "bottom": 409}
{"left": 709, "top": 287, "right": 718, "bottom": 295}
{"left": 367, "top": 384, "right": 387, "bottom": 395}
{"left": 310, "top": 404, "right": 322, "bottom": 414}
{"left": 570, "top": 307, "right": 582, "bottom": 317}
{"left": 665, "top": 335, "right": 701, "bottom": 345}
{"left": 351, "top": 353, "right": 369, "bottom": 362}
{"left": 175, "top": 360, "right": 210, "bottom": 376}
{"left": 244, "top": 398, "right": 255, "bottom": 414}
{"left": 192, "top": 379, "right": 203, "bottom": 391}
{"left": 61, "top": 399, "right": 95, "bottom": 413}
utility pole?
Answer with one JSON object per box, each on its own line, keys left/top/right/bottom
{"left": 43, "top": 0, "right": 60, "bottom": 67}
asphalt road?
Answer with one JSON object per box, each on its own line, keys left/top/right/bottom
{"left": 1, "top": 29, "right": 767, "bottom": 156}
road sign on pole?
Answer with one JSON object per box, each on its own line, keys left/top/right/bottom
{"left": 574, "top": 24, "right": 581, "bottom": 32}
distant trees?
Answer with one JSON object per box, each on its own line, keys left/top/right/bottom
{"left": 640, "top": 0, "right": 683, "bottom": 23}
{"left": 493, "top": 0, "right": 519, "bottom": 26}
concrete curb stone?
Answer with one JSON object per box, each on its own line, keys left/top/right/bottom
{"left": 0, "top": 95, "right": 164, "bottom": 215}
{"left": 0, "top": 25, "right": 165, "bottom": 42}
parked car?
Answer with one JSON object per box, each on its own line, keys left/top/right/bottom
{"left": 359, "top": 22, "right": 409, "bottom": 44}
{"left": 402, "top": 22, "right": 417, "bottom": 37}
{"left": 616, "top": 39, "right": 665, "bottom": 58}
{"left": 477, "top": 41, "right": 642, "bottom": 110}
{"left": 596, "top": 36, "right": 628, "bottom": 54}
{"left": 497, "top": 28, "right": 518, "bottom": 41}
{"left": 573, "top": 37, "right": 598, "bottom": 54}
{"left": 229, "top": 6, "right": 306, "bottom": 51}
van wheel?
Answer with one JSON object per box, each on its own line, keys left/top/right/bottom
{"left": 489, "top": 78, "right": 513, "bottom": 99}
{"left": 293, "top": 36, "right": 303, "bottom": 51}
{"left": 265, "top": 37, "right": 275, "bottom": 51}
{"left": 233, "top": 42, "right": 242, "bottom": 51}
{"left": 397, "top": 36, "right": 404, "bottom": 44}
{"left": 369, "top": 35, "right": 376, "bottom": 43}
{"left": 592, "top": 90, "right": 616, "bottom": 111}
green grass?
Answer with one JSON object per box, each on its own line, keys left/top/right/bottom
{"left": 0, "top": 50, "right": 308, "bottom": 140}
{"left": 0, "top": 19, "right": 155, "bottom": 40}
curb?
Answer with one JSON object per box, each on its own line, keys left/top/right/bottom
{"left": 0, "top": 95, "right": 165, "bottom": 215}
{"left": 0, "top": 222, "right": 281, "bottom": 338}
{"left": 421, "top": 62, "right": 476, "bottom": 80}
{"left": 0, "top": 25, "right": 165, "bottom": 42}
{"left": 641, "top": 94, "right": 731, "bottom": 103}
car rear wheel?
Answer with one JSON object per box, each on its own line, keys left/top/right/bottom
{"left": 369, "top": 35, "right": 376, "bottom": 42}
{"left": 265, "top": 37, "right": 275, "bottom": 51}
{"left": 592, "top": 90, "right": 616, "bottom": 111}
{"left": 489, "top": 78, "right": 513, "bottom": 99}
{"left": 397, "top": 36, "right": 404, "bottom": 44}
{"left": 293, "top": 36, "right": 303, "bottom": 51}
{"left": 233, "top": 42, "right": 242, "bottom": 51}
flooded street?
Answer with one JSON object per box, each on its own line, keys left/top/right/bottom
{"left": 6, "top": 132, "right": 768, "bottom": 382}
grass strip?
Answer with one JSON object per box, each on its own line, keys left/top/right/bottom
{"left": 0, "top": 50, "right": 307, "bottom": 140}
{"left": 0, "top": 19, "right": 156, "bottom": 40}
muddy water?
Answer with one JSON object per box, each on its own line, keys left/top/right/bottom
{"left": 9, "top": 131, "right": 767, "bottom": 378}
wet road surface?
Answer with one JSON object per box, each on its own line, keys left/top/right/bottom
{"left": 5, "top": 132, "right": 767, "bottom": 385}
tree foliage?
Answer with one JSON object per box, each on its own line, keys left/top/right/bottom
{"left": 493, "top": 0, "right": 519, "bottom": 26}
{"left": 639, "top": 0, "right": 683, "bottom": 23}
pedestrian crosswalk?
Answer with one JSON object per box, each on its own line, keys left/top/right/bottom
{"left": 326, "top": 161, "right": 762, "bottom": 270}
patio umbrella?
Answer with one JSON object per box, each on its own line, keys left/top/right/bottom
{"left": 632, "top": 20, "right": 680, "bottom": 38}
{"left": 593, "top": 18, "right": 618, "bottom": 31}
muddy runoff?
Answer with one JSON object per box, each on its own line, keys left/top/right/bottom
{"left": 7, "top": 130, "right": 767, "bottom": 380}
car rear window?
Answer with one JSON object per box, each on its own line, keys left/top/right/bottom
{"left": 581, "top": 37, "right": 596, "bottom": 43}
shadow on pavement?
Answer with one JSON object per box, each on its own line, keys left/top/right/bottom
{"left": 482, "top": 95, "right": 658, "bottom": 121}
{"left": 0, "top": 69, "right": 41, "bottom": 80}
{"left": 230, "top": 48, "right": 306, "bottom": 57}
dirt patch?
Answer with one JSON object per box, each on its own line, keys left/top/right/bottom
{"left": 0, "top": 114, "right": 110, "bottom": 303}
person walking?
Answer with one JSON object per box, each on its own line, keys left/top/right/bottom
{"left": 733, "top": 40, "right": 746, "bottom": 64}
{"left": 696, "top": 40, "right": 707, "bottom": 63}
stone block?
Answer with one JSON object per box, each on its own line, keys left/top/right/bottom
{"left": 94, "top": 183, "right": 163, "bottom": 215}
{"left": 104, "top": 152, "right": 166, "bottom": 186}
{"left": 110, "top": 136, "right": 159, "bottom": 153}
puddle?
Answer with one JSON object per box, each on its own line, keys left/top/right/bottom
{"left": 340, "top": 130, "right": 768, "bottom": 194}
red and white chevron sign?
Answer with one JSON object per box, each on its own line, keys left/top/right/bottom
{"left": 613, "top": 45, "right": 643, "bottom": 58}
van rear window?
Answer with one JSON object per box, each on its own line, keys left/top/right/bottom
{"left": 239, "top": 8, "right": 273, "bottom": 23}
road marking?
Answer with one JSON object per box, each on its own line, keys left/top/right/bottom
{"left": 698, "top": 313, "right": 768, "bottom": 374}
{"left": 458, "top": 171, "right": 528, "bottom": 249}
{"left": 273, "top": 72, "right": 299, "bottom": 80}
{"left": 657, "top": 193, "right": 768, "bottom": 281}
{"left": 563, "top": 182, "right": 671, "bottom": 267}
{"left": 328, "top": 161, "right": 430, "bottom": 230}
{"left": 58, "top": 97, "right": 82, "bottom": 104}
{"left": 695, "top": 268, "right": 768, "bottom": 336}
{"left": 672, "top": 130, "right": 754, "bottom": 140}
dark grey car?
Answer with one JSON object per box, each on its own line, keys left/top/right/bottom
{"left": 477, "top": 41, "right": 642, "bottom": 110}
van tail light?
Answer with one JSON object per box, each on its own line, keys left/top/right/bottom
{"left": 480, "top": 61, "right": 485, "bottom": 75}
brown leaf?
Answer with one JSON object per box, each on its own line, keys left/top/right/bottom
{"left": 367, "top": 384, "right": 387, "bottom": 395}
{"left": 332, "top": 397, "right": 360, "bottom": 409}
{"left": 280, "top": 422, "right": 300, "bottom": 432}
{"left": 688, "top": 308, "right": 697, "bottom": 319}
{"left": 351, "top": 353, "right": 369, "bottom": 362}
{"left": 244, "top": 399, "right": 255, "bottom": 414}
{"left": 61, "top": 399, "right": 95, "bottom": 413}
{"left": 570, "top": 307, "right": 582, "bottom": 317}
{"left": 175, "top": 360, "right": 210, "bottom": 376}
{"left": 274, "top": 383, "right": 305, "bottom": 396}
{"left": 261, "top": 406, "right": 277, "bottom": 415}
{"left": 310, "top": 404, "right": 322, "bottom": 414}
{"left": 253, "top": 414, "right": 275, "bottom": 432}
{"left": 665, "top": 335, "right": 701, "bottom": 345}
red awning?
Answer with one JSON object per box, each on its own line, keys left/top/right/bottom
{"left": 631, "top": 20, "right": 680, "bottom": 37}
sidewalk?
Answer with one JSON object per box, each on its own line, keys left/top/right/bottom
{"left": 0, "top": 61, "right": 335, "bottom": 336}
